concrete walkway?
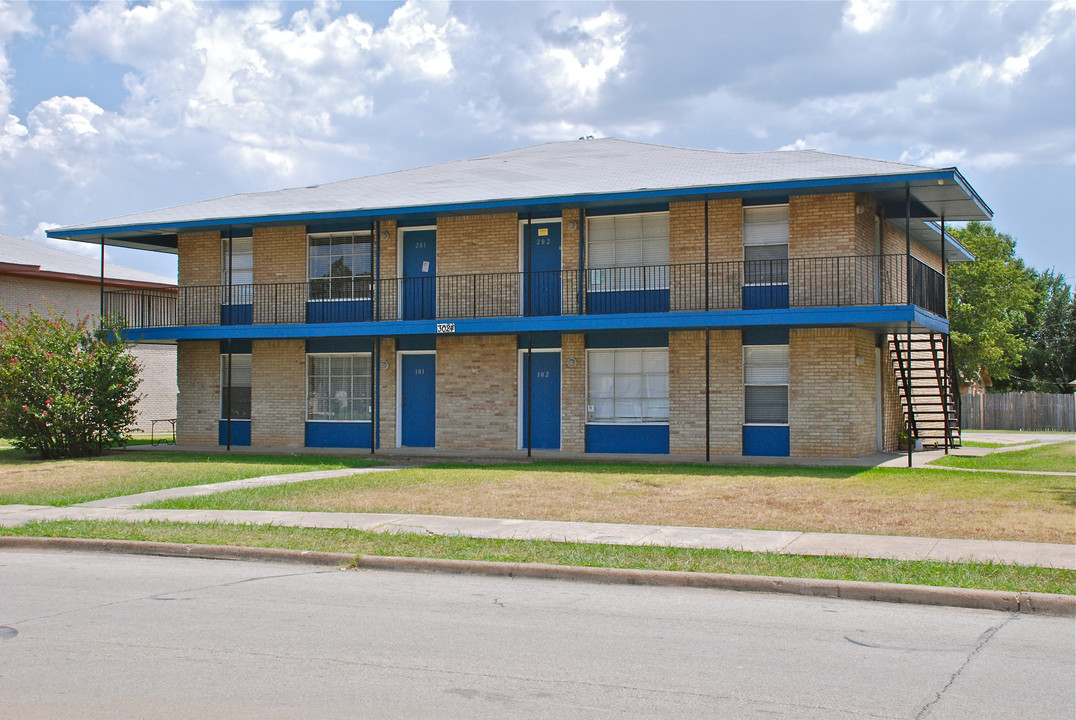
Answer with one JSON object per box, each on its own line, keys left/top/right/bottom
{"left": 1, "top": 461, "right": 1072, "bottom": 570}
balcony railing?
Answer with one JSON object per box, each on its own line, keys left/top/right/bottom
{"left": 106, "top": 254, "right": 946, "bottom": 329}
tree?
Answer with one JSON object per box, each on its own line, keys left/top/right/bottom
{"left": 0, "top": 305, "right": 140, "bottom": 459}
{"left": 947, "top": 222, "right": 1037, "bottom": 384}
{"left": 995, "top": 269, "right": 1076, "bottom": 392}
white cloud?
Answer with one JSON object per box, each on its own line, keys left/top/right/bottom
{"left": 532, "top": 8, "right": 629, "bottom": 107}
{"left": 842, "top": 0, "right": 895, "bottom": 34}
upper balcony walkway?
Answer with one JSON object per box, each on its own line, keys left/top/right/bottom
{"left": 107, "top": 254, "right": 946, "bottom": 338}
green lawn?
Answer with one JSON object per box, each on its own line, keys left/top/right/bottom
{"left": 0, "top": 448, "right": 381, "bottom": 506}
{"left": 144, "top": 460, "right": 1076, "bottom": 544}
{"left": 961, "top": 440, "right": 1037, "bottom": 449}
{"left": 3, "top": 519, "right": 1072, "bottom": 595}
{"left": 933, "top": 441, "right": 1076, "bottom": 474}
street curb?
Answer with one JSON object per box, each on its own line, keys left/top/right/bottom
{"left": 2, "top": 536, "right": 1073, "bottom": 617}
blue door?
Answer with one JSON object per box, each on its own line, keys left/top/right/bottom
{"left": 524, "top": 222, "right": 561, "bottom": 316}
{"left": 522, "top": 351, "right": 560, "bottom": 449}
{"left": 402, "top": 229, "right": 436, "bottom": 320}
{"left": 400, "top": 353, "right": 435, "bottom": 447}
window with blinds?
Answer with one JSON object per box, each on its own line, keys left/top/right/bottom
{"left": 307, "top": 354, "right": 373, "bottom": 422}
{"left": 219, "top": 354, "right": 252, "bottom": 420}
{"left": 743, "top": 205, "right": 789, "bottom": 285}
{"left": 587, "top": 213, "right": 670, "bottom": 291}
{"left": 221, "top": 236, "right": 254, "bottom": 303}
{"left": 587, "top": 348, "right": 669, "bottom": 423}
{"left": 743, "top": 345, "right": 789, "bottom": 424}
{"left": 308, "top": 232, "right": 374, "bottom": 300}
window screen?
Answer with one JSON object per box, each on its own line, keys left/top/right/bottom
{"left": 220, "top": 354, "right": 252, "bottom": 420}
{"left": 744, "top": 205, "right": 789, "bottom": 285}
{"left": 587, "top": 348, "right": 669, "bottom": 423}
{"left": 308, "top": 232, "right": 374, "bottom": 300}
{"left": 307, "top": 354, "right": 373, "bottom": 421}
{"left": 587, "top": 213, "right": 670, "bottom": 291}
{"left": 222, "top": 236, "right": 254, "bottom": 303}
{"left": 744, "top": 345, "right": 789, "bottom": 424}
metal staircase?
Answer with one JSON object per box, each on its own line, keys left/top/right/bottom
{"left": 889, "top": 332, "right": 961, "bottom": 449}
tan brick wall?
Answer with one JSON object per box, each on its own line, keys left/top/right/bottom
{"left": 789, "top": 328, "right": 877, "bottom": 457}
{"left": 378, "top": 338, "right": 397, "bottom": 448}
{"left": 882, "top": 220, "right": 943, "bottom": 271}
{"left": 710, "top": 329, "right": 743, "bottom": 455}
{"left": 881, "top": 335, "right": 904, "bottom": 452}
{"left": 177, "top": 231, "right": 221, "bottom": 287}
{"left": 709, "top": 199, "right": 743, "bottom": 308}
{"left": 435, "top": 334, "right": 517, "bottom": 450}
{"left": 561, "top": 333, "right": 586, "bottom": 452}
{"left": 250, "top": 225, "right": 306, "bottom": 323}
{"left": 176, "top": 340, "right": 219, "bottom": 444}
{"left": 251, "top": 339, "right": 305, "bottom": 446}
{"left": 789, "top": 193, "right": 856, "bottom": 258}
{"left": 377, "top": 220, "right": 398, "bottom": 320}
{"left": 669, "top": 330, "right": 706, "bottom": 453}
{"left": 670, "top": 202, "right": 705, "bottom": 264}
{"left": 436, "top": 214, "right": 519, "bottom": 318}
{"left": 130, "top": 343, "right": 178, "bottom": 431}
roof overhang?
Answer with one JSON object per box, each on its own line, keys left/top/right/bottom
{"left": 48, "top": 167, "right": 991, "bottom": 254}
{"left": 0, "top": 262, "right": 177, "bottom": 290}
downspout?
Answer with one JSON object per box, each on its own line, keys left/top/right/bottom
{"left": 371, "top": 337, "right": 378, "bottom": 454}
{"left": 705, "top": 328, "right": 711, "bottom": 463}
{"left": 226, "top": 228, "right": 233, "bottom": 451}
{"left": 99, "top": 235, "right": 105, "bottom": 323}
{"left": 940, "top": 214, "right": 950, "bottom": 454}
{"left": 904, "top": 189, "right": 912, "bottom": 469}
{"left": 578, "top": 209, "right": 586, "bottom": 316}
{"left": 374, "top": 220, "right": 380, "bottom": 322}
{"left": 704, "top": 201, "right": 711, "bottom": 462}
{"left": 526, "top": 331, "right": 533, "bottom": 458}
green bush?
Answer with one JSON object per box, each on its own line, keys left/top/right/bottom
{"left": 0, "top": 305, "right": 140, "bottom": 458}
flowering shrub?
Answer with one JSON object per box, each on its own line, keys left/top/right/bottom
{"left": 0, "top": 305, "right": 140, "bottom": 458}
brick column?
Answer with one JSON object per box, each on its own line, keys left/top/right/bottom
{"left": 378, "top": 338, "right": 397, "bottom": 448}
{"left": 669, "top": 330, "right": 706, "bottom": 454}
{"left": 176, "top": 340, "right": 219, "bottom": 445}
{"left": 251, "top": 339, "right": 305, "bottom": 447}
{"left": 709, "top": 329, "right": 743, "bottom": 455}
{"left": 561, "top": 333, "right": 585, "bottom": 452}
{"left": 436, "top": 335, "right": 517, "bottom": 450}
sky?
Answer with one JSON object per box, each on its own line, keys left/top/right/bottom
{"left": 0, "top": 0, "right": 1073, "bottom": 282}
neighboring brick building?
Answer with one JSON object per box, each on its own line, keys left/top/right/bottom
{"left": 0, "top": 234, "right": 177, "bottom": 432}
{"left": 48, "top": 139, "right": 988, "bottom": 457}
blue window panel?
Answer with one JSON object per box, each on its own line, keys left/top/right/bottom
{"left": 587, "top": 330, "right": 668, "bottom": 349}
{"left": 220, "top": 304, "right": 253, "bottom": 325}
{"left": 586, "top": 290, "right": 670, "bottom": 314}
{"left": 742, "top": 327, "right": 790, "bottom": 345}
{"left": 742, "top": 426, "right": 790, "bottom": 456}
{"left": 305, "top": 421, "right": 374, "bottom": 448}
{"left": 586, "top": 203, "right": 669, "bottom": 216}
{"left": 398, "top": 336, "right": 436, "bottom": 351}
{"left": 518, "top": 332, "right": 561, "bottom": 349}
{"left": 524, "top": 222, "right": 562, "bottom": 317}
{"left": 305, "top": 299, "right": 373, "bottom": 323}
{"left": 585, "top": 425, "right": 669, "bottom": 454}
{"left": 400, "top": 353, "right": 435, "bottom": 447}
{"left": 218, "top": 420, "right": 251, "bottom": 446}
{"left": 219, "top": 340, "right": 252, "bottom": 353}
{"left": 522, "top": 352, "right": 560, "bottom": 449}
{"left": 742, "top": 196, "right": 790, "bottom": 206}
{"left": 307, "top": 337, "right": 374, "bottom": 353}
{"left": 742, "top": 285, "right": 789, "bottom": 310}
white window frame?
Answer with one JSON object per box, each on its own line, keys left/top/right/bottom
{"left": 219, "top": 353, "right": 252, "bottom": 421}
{"left": 586, "top": 211, "right": 670, "bottom": 292}
{"left": 743, "top": 204, "right": 789, "bottom": 287}
{"left": 585, "top": 347, "right": 669, "bottom": 425}
{"left": 742, "top": 344, "right": 789, "bottom": 426}
{"left": 221, "top": 235, "right": 254, "bottom": 303}
{"left": 307, "top": 231, "right": 374, "bottom": 302}
{"left": 306, "top": 352, "right": 374, "bottom": 423}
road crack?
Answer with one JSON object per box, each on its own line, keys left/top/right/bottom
{"left": 914, "top": 614, "right": 1016, "bottom": 718}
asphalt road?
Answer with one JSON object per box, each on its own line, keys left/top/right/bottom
{"left": 1, "top": 550, "right": 1072, "bottom": 719}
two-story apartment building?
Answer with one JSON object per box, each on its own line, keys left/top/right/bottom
{"left": 48, "top": 139, "right": 989, "bottom": 459}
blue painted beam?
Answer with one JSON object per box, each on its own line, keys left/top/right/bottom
{"left": 118, "top": 305, "right": 948, "bottom": 342}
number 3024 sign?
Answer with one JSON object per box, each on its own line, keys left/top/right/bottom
{"left": 436, "top": 323, "right": 456, "bottom": 334}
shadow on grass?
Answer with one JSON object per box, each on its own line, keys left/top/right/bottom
{"left": 409, "top": 460, "right": 874, "bottom": 481}
{"left": 0, "top": 446, "right": 380, "bottom": 469}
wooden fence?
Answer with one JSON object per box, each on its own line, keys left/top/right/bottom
{"left": 960, "top": 392, "right": 1075, "bottom": 432}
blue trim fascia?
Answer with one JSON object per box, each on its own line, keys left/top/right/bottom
{"left": 48, "top": 170, "right": 964, "bottom": 241}
{"left": 118, "top": 306, "right": 949, "bottom": 342}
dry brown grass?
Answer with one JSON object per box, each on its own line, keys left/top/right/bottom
{"left": 155, "top": 463, "right": 1076, "bottom": 544}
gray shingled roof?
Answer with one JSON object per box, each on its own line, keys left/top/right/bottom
{"left": 51, "top": 138, "right": 987, "bottom": 236}
{"left": 0, "top": 233, "right": 175, "bottom": 285}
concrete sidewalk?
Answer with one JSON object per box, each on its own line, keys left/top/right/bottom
{"left": 1, "top": 467, "right": 1072, "bottom": 570}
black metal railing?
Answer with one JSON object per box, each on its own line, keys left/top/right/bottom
{"left": 105, "top": 253, "right": 946, "bottom": 328}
